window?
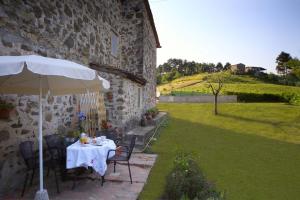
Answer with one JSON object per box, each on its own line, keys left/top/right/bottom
{"left": 111, "top": 32, "right": 118, "bottom": 57}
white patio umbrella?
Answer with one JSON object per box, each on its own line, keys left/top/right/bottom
{"left": 0, "top": 55, "right": 109, "bottom": 200}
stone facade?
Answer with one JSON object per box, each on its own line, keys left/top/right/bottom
{"left": 0, "top": 0, "right": 159, "bottom": 195}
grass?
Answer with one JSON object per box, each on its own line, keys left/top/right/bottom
{"left": 158, "top": 74, "right": 300, "bottom": 95}
{"left": 139, "top": 103, "right": 300, "bottom": 200}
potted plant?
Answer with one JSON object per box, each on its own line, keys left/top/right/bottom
{"left": 140, "top": 115, "right": 147, "bottom": 126}
{"left": 101, "top": 120, "right": 112, "bottom": 132}
{"left": 65, "top": 130, "right": 80, "bottom": 143}
{"left": 0, "top": 100, "right": 14, "bottom": 119}
{"left": 107, "top": 92, "right": 113, "bottom": 102}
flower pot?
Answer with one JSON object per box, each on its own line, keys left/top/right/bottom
{"left": 0, "top": 108, "right": 11, "bottom": 119}
{"left": 107, "top": 92, "right": 113, "bottom": 102}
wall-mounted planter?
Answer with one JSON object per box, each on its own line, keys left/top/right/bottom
{"left": 0, "top": 108, "right": 12, "bottom": 119}
{"left": 107, "top": 92, "right": 113, "bottom": 102}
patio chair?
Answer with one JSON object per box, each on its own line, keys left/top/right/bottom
{"left": 19, "top": 141, "right": 38, "bottom": 197}
{"left": 106, "top": 135, "right": 137, "bottom": 184}
{"left": 44, "top": 134, "right": 66, "bottom": 193}
{"left": 96, "top": 129, "right": 120, "bottom": 146}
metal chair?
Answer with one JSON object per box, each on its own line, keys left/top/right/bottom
{"left": 19, "top": 141, "right": 37, "bottom": 197}
{"left": 106, "top": 135, "right": 136, "bottom": 184}
{"left": 44, "top": 134, "right": 66, "bottom": 193}
{"left": 96, "top": 129, "right": 120, "bottom": 146}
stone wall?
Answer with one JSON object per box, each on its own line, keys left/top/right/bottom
{"left": 142, "top": 7, "right": 157, "bottom": 110}
{"left": 0, "top": 0, "right": 158, "bottom": 195}
{"left": 159, "top": 95, "right": 238, "bottom": 103}
{"left": 0, "top": 94, "right": 77, "bottom": 195}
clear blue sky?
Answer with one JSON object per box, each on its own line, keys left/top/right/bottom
{"left": 149, "top": 0, "right": 300, "bottom": 73}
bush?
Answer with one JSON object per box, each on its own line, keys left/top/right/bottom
{"left": 164, "top": 153, "right": 224, "bottom": 200}
{"left": 146, "top": 107, "right": 159, "bottom": 118}
{"left": 282, "top": 93, "right": 300, "bottom": 105}
{"left": 225, "top": 92, "right": 300, "bottom": 105}
{"left": 226, "top": 92, "right": 286, "bottom": 102}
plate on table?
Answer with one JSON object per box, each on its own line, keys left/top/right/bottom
{"left": 92, "top": 143, "right": 103, "bottom": 146}
{"left": 80, "top": 143, "right": 90, "bottom": 147}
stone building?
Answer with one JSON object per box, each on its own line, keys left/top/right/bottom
{"left": 245, "top": 66, "right": 266, "bottom": 74}
{"left": 230, "top": 63, "right": 246, "bottom": 74}
{"left": 0, "top": 0, "right": 160, "bottom": 195}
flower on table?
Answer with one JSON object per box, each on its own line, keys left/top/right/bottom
{"left": 101, "top": 120, "right": 112, "bottom": 130}
{"left": 78, "top": 112, "right": 86, "bottom": 121}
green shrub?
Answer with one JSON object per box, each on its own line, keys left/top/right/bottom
{"left": 282, "top": 93, "right": 300, "bottom": 105}
{"left": 146, "top": 107, "right": 159, "bottom": 117}
{"left": 226, "top": 92, "right": 286, "bottom": 102}
{"left": 0, "top": 99, "right": 14, "bottom": 109}
{"left": 164, "top": 153, "right": 224, "bottom": 200}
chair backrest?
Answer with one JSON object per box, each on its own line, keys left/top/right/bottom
{"left": 19, "top": 141, "right": 35, "bottom": 169}
{"left": 96, "top": 130, "right": 119, "bottom": 145}
{"left": 127, "top": 135, "right": 136, "bottom": 160}
{"left": 44, "top": 134, "right": 65, "bottom": 161}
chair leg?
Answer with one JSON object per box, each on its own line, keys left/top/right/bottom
{"left": 101, "top": 175, "right": 105, "bottom": 186}
{"left": 71, "top": 179, "right": 76, "bottom": 190}
{"left": 30, "top": 168, "right": 35, "bottom": 186}
{"left": 47, "top": 166, "right": 50, "bottom": 177}
{"left": 53, "top": 169, "right": 60, "bottom": 193}
{"left": 113, "top": 161, "right": 116, "bottom": 173}
{"left": 21, "top": 171, "right": 29, "bottom": 197}
{"left": 127, "top": 161, "right": 132, "bottom": 184}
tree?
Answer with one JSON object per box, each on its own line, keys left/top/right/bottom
{"left": 206, "top": 72, "right": 230, "bottom": 115}
{"left": 287, "top": 58, "right": 300, "bottom": 79}
{"left": 215, "top": 62, "right": 223, "bottom": 72}
{"left": 276, "top": 51, "right": 292, "bottom": 75}
{"left": 223, "top": 62, "right": 231, "bottom": 71}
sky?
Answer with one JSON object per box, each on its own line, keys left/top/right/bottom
{"left": 149, "top": 0, "right": 300, "bottom": 73}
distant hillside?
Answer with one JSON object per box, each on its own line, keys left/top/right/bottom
{"left": 157, "top": 73, "right": 300, "bottom": 96}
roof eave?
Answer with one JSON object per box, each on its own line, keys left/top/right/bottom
{"left": 144, "top": 0, "right": 161, "bottom": 48}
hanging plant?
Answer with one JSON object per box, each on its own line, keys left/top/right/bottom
{"left": 107, "top": 92, "right": 113, "bottom": 102}
{"left": 0, "top": 100, "right": 14, "bottom": 119}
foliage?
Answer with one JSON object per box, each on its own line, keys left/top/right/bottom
{"left": 205, "top": 72, "right": 231, "bottom": 115}
{"left": 146, "top": 107, "right": 159, "bottom": 117}
{"left": 223, "top": 62, "right": 231, "bottom": 71}
{"left": 287, "top": 58, "right": 300, "bottom": 79}
{"left": 276, "top": 51, "right": 292, "bottom": 74}
{"left": 139, "top": 103, "right": 300, "bottom": 200}
{"left": 226, "top": 92, "right": 286, "bottom": 102}
{"left": 77, "top": 111, "right": 87, "bottom": 132}
{"left": 67, "top": 130, "right": 80, "bottom": 138}
{"left": 156, "top": 58, "right": 231, "bottom": 84}
{"left": 101, "top": 120, "right": 112, "bottom": 130}
{"left": 164, "top": 152, "right": 224, "bottom": 200}
{"left": 0, "top": 99, "right": 14, "bottom": 110}
{"left": 158, "top": 73, "right": 300, "bottom": 100}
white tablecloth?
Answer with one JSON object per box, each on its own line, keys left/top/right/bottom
{"left": 66, "top": 139, "right": 116, "bottom": 176}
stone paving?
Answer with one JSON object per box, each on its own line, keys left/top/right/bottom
{"left": 3, "top": 153, "right": 157, "bottom": 200}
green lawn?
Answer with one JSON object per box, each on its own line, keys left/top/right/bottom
{"left": 176, "top": 83, "right": 300, "bottom": 95}
{"left": 158, "top": 74, "right": 300, "bottom": 95}
{"left": 140, "top": 103, "right": 300, "bottom": 200}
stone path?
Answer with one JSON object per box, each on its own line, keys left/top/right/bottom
{"left": 3, "top": 153, "right": 157, "bottom": 200}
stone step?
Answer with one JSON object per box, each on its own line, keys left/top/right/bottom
{"left": 124, "top": 125, "right": 155, "bottom": 149}
{"left": 123, "top": 112, "right": 168, "bottom": 150}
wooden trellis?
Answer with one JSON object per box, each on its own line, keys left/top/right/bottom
{"left": 77, "top": 91, "right": 106, "bottom": 137}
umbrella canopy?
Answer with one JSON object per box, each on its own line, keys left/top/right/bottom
{"left": 0, "top": 55, "right": 109, "bottom": 200}
{"left": 0, "top": 55, "right": 109, "bottom": 95}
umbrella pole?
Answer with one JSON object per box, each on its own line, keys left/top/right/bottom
{"left": 39, "top": 80, "right": 43, "bottom": 191}
{"left": 34, "top": 78, "right": 49, "bottom": 200}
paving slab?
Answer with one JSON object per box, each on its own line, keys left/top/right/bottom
{"left": 2, "top": 153, "right": 157, "bottom": 200}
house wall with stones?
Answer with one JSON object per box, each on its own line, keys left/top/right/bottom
{"left": 0, "top": 0, "right": 159, "bottom": 195}
{"left": 142, "top": 6, "right": 157, "bottom": 110}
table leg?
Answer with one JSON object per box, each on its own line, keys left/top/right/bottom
{"left": 101, "top": 175, "right": 105, "bottom": 186}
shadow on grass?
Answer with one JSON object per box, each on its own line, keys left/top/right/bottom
{"left": 218, "top": 112, "right": 300, "bottom": 132}
{"left": 141, "top": 116, "right": 300, "bottom": 200}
